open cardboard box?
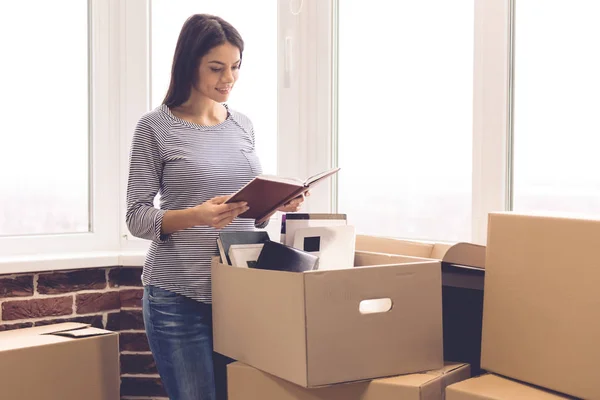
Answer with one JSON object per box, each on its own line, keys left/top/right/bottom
{"left": 0, "top": 322, "right": 120, "bottom": 400}
{"left": 212, "top": 250, "right": 444, "bottom": 388}
{"left": 228, "top": 361, "right": 471, "bottom": 400}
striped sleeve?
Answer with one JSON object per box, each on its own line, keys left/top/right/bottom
{"left": 125, "top": 117, "right": 170, "bottom": 242}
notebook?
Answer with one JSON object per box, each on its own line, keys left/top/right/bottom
{"left": 253, "top": 240, "right": 318, "bottom": 273}
{"left": 225, "top": 167, "right": 340, "bottom": 224}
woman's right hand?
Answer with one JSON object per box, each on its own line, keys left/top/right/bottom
{"left": 192, "top": 195, "right": 249, "bottom": 229}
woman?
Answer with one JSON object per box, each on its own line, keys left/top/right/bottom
{"left": 126, "top": 14, "right": 304, "bottom": 400}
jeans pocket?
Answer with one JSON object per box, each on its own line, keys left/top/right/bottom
{"left": 146, "top": 285, "right": 183, "bottom": 304}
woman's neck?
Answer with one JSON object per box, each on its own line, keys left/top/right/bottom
{"left": 174, "top": 94, "right": 227, "bottom": 126}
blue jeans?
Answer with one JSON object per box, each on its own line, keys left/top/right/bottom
{"left": 143, "top": 285, "right": 233, "bottom": 400}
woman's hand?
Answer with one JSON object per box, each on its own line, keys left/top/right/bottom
{"left": 192, "top": 195, "right": 249, "bottom": 229}
{"left": 277, "top": 191, "right": 310, "bottom": 213}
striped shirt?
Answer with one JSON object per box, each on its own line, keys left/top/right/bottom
{"left": 126, "top": 104, "right": 267, "bottom": 303}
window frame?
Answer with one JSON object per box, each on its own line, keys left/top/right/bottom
{"left": 277, "top": 0, "right": 335, "bottom": 215}
{"left": 471, "top": 0, "right": 512, "bottom": 244}
{"left": 118, "top": 0, "right": 153, "bottom": 254}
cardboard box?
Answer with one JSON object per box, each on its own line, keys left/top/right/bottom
{"left": 355, "top": 235, "right": 486, "bottom": 269}
{"left": 229, "top": 361, "right": 471, "bottom": 400}
{"left": 0, "top": 322, "right": 120, "bottom": 400}
{"left": 212, "top": 251, "right": 444, "bottom": 387}
{"left": 446, "top": 374, "right": 573, "bottom": 400}
{"left": 481, "top": 213, "right": 600, "bottom": 400}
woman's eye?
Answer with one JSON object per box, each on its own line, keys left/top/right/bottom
{"left": 211, "top": 68, "right": 222, "bottom": 73}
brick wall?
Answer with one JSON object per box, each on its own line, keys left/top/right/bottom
{"left": 0, "top": 267, "right": 167, "bottom": 400}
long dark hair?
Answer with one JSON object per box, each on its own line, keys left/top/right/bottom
{"left": 163, "top": 14, "right": 244, "bottom": 107}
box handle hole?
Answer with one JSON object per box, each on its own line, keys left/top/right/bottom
{"left": 359, "top": 298, "right": 393, "bottom": 314}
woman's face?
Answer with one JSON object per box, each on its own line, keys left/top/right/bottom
{"left": 195, "top": 41, "right": 241, "bottom": 103}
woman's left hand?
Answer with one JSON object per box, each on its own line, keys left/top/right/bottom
{"left": 277, "top": 191, "right": 310, "bottom": 213}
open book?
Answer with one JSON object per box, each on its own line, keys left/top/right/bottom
{"left": 226, "top": 167, "right": 340, "bottom": 224}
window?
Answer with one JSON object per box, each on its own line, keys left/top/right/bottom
{"left": 511, "top": 0, "right": 600, "bottom": 215}
{"left": 1, "top": 0, "right": 289, "bottom": 268}
{"left": 335, "top": 1, "right": 475, "bottom": 242}
{"left": 150, "top": 0, "right": 278, "bottom": 175}
{"left": 0, "top": 0, "right": 119, "bottom": 262}
{"left": 0, "top": 0, "right": 90, "bottom": 236}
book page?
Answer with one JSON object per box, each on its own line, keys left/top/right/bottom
{"left": 304, "top": 167, "right": 341, "bottom": 186}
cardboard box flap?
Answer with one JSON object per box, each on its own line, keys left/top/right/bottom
{"left": 378, "top": 363, "right": 470, "bottom": 391}
{"left": 446, "top": 374, "right": 573, "bottom": 399}
{"left": 0, "top": 323, "right": 108, "bottom": 352}
{"left": 355, "top": 235, "right": 485, "bottom": 269}
{"left": 426, "top": 362, "right": 470, "bottom": 376}
{"left": 434, "top": 242, "right": 485, "bottom": 269}
{"left": 379, "top": 373, "right": 438, "bottom": 388}
{"left": 356, "top": 235, "right": 434, "bottom": 258}
{"left": 41, "top": 322, "right": 91, "bottom": 334}
{"left": 0, "top": 333, "right": 69, "bottom": 352}
{"left": 354, "top": 250, "right": 434, "bottom": 267}
{"left": 51, "top": 327, "right": 113, "bottom": 338}
{"left": 0, "top": 322, "right": 90, "bottom": 340}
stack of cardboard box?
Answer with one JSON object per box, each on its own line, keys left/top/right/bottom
{"left": 446, "top": 212, "right": 600, "bottom": 399}
{"left": 214, "top": 211, "right": 600, "bottom": 399}
{"left": 211, "top": 242, "right": 478, "bottom": 399}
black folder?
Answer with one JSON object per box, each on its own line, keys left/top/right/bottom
{"left": 253, "top": 240, "right": 318, "bottom": 272}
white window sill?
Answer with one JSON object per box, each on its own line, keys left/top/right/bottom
{"left": 0, "top": 215, "right": 280, "bottom": 275}
{"left": 0, "top": 251, "right": 146, "bottom": 275}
